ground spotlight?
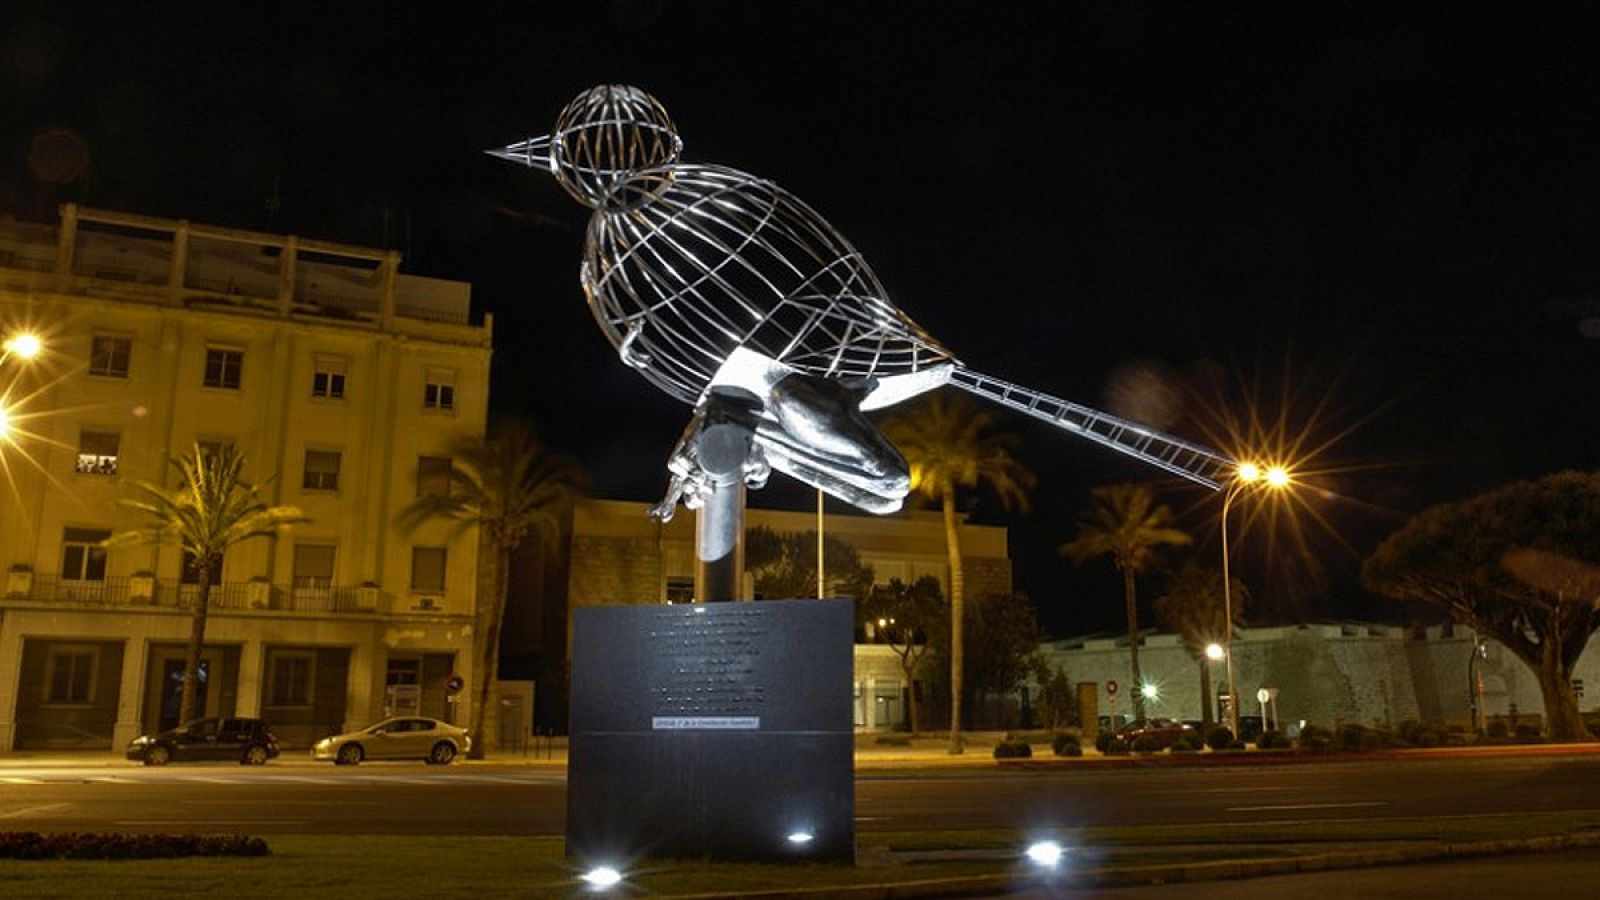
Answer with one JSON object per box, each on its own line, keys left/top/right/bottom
{"left": 581, "top": 865, "right": 623, "bottom": 890}
{"left": 786, "top": 830, "right": 815, "bottom": 845}
{"left": 1025, "top": 840, "right": 1065, "bottom": 868}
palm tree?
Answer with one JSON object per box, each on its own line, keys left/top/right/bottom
{"left": 1154, "top": 562, "right": 1247, "bottom": 727}
{"left": 882, "top": 392, "right": 1033, "bottom": 753}
{"left": 107, "top": 444, "right": 306, "bottom": 727}
{"left": 1060, "top": 483, "right": 1191, "bottom": 721}
{"left": 400, "top": 419, "right": 584, "bottom": 759}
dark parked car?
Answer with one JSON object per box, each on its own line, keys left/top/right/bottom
{"left": 125, "top": 717, "right": 280, "bottom": 766}
{"left": 1114, "top": 717, "right": 1197, "bottom": 749}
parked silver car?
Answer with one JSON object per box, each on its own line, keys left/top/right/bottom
{"left": 312, "top": 717, "right": 470, "bottom": 765}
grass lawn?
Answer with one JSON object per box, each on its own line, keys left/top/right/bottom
{"left": 5, "top": 812, "right": 1600, "bottom": 899}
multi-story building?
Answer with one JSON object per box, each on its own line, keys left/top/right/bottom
{"left": 0, "top": 204, "right": 492, "bottom": 751}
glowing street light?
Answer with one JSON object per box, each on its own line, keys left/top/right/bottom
{"left": 2, "top": 332, "right": 42, "bottom": 362}
{"left": 1204, "top": 642, "right": 1224, "bottom": 661}
{"left": 1220, "top": 461, "right": 1291, "bottom": 739}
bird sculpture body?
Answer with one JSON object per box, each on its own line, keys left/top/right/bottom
{"left": 492, "top": 85, "right": 1231, "bottom": 517}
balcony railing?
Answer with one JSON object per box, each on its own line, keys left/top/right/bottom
{"left": 5, "top": 576, "right": 405, "bottom": 615}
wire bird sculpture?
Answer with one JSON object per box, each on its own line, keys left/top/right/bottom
{"left": 492, "top": 85, "right": 1232, "bottom": 519}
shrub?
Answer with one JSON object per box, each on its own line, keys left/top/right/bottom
{"left": 1337, "top": 723, "right": 1391, "bottom": 751}
{"left": 1514, "top": 723, "right": 1544, "bottom": 743}
{"left": 0, "top": 832, "right": 268, "bottom": 860}
{"left": 1175, "top": 731, "right": 1205, "bottom": 752}
{"left": 1051, "top": 731, "right": 1082, "bottom": 756}
{"left": 1205, "top": 726, "right": 1235, "bottom": 751}
{"left": 1486, "top": 717, "right": 1509, "bottom": 739}
{"left": 1103, "top": 737, "right": 1130, "bottom": 756}
{"left": 993, "top": 737, "right": 1033, "bottom": 759}
{"left": 1297, "top": 724, "right": 1334, "bottom": 751}
{"left": 1131, "top": 734, "right": 1163, "bottom": 754}
{"left": 1256, "top": 730, "right": 1291, "bottom": 750}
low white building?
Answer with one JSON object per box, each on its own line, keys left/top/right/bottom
{"left": 1040, "top": 622, "right": 1599, "bottom": 731}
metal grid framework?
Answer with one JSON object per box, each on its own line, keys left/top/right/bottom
{"left": 584, "top": 164, "right": 956, "bottom": 406}
{"left": 493, "top": 84, "right": 1230, "bottom": 496}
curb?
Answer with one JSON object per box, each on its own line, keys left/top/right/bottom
{"left": 666, "top": 830, "right": 1600, "bottom": 899}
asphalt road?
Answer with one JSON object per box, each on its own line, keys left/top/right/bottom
{"left": 1005, "top": 846, "right": 1600, "bottom": 899}
{"left": 1, "top": 755, "right": 1597, "bottom": 836}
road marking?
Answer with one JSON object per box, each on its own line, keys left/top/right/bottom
{"left": 0, "top": 777, "right": 43, "bottom": 784}
{"left": 0, "top": 803, "right": 68, "bottom": 819}
{"left": 194, "top": 777, "right": 246, "bottom": 784}
{"left": 1178, "top": 786, "right": 1288, "bottom": 794}
{"left": 1226, "top": 801, "right": 1388, "bottom": 812}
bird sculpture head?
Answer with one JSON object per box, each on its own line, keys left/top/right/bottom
{"left": 490, "top": 84, "right": 682, "bottom": 207}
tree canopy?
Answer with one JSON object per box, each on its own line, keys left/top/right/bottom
{"left": 745, "top": 525, "right": 875, "bottom": 602}
{"left": 1364, "top": 470, "right": 1600, "bottom": 741}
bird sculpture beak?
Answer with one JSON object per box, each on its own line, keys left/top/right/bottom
{"left": 486, "top": 134, "right": 552, "bottom": 170}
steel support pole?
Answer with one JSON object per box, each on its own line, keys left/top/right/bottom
{"left": 693, "top": 411, "right": 753, "bottom": 603}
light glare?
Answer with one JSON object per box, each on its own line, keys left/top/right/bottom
{"left": 1205, "top": 643, "right": 1224, "bottom": 660}
{"left": 786, "top": 831, "right": 814, "bottom": 845}
{"left": 581, "top": 866, "right": 622, "bottom": 889}
{"left": 1266, "top": 465, "right": 1290, "bottom": 487}
{"left": 1236, "top": 462, "right": 1261, "bottom": 482}
{"left": 3, "top": 333, "right": 42, "bottom": 360}
{"left": 1026, "top": 840, "right": 1065, "bottom": 867}
{"left": 1140, "top": 683, "right": 1158, "bottom": 700}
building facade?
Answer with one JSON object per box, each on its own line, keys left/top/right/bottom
{"left": 1041, "top": 622, "right": 1600, "bottom": 732}
{"left": 518, "top": 497, "right": 1013, "bottom": 732}
{"left": 0, "top": 204, "right": 492, "bottom": 751}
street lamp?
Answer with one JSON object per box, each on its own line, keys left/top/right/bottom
{"left": 2, "top": 331, "right": 43, "bottom": 363}
{"left": 1220, "top": 461, "right": 1289, "bottom": 739}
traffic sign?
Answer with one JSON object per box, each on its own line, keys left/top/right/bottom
{"left": 1256, "top": 687, "right": 1270, "bottom": 704}
{"left": 444, "top": 673, "right": 465, "bottom": 696}
{"left": 1105, "top": 679, "right": 1119, "bottom": 696}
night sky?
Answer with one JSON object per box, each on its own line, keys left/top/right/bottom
{"left": 4, "top": 4, "right": 1597, "bottom": 636}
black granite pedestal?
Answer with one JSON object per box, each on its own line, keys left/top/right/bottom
{"left": 566, "top": 599, "right": 855, "bottom": 863}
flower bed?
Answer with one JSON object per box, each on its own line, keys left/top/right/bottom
{"left": 0, "top": 832, "right": 268, "bottom": 860}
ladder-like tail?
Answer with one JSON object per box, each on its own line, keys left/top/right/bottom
{"left": 948, "top": 367, "right": 1233, "bottom": 490}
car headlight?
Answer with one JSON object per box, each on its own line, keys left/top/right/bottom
{"left": 129, "top": 736, "right": 151, "bottom": 746}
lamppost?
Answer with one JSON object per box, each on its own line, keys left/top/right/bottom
{"left": 1220, "top": 461, "right": 1289, "bottom": 739}
{"left": 1204, "top": 642, "right": 1224, "bottom": 726}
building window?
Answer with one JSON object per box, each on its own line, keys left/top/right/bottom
{"left": 423, "top": 369, "right": 455, "bottom": 410}
{"left": 416, "top": 456, "right": 452, "bottom": 497}
{"left": 46, "top": 647, "right": 98, "bottom": 704}
{"left": 76, "top": 430, "right": 121, "bottom": 475}
{"left": 203, "top": 347, "right": 243, "bottom": 389}
{"left": 302, "top": 449, "right": 341, "bottom": 491}
{"left": 196, "top": 438, "right": 233, "bottom": 463}
{"left": 267, "top": 652, "right": 314, "bottom": 707}
{"left": 89, "top": 335, "right": 132, "bottom": 378}
{"left": 665, "top": 576, "right": 694, "bottom": 604}
{"left": 292, "top": 543, "right": 336, "bottom": 591}
{"left": 411, "top": 547, "right": 447, "bottom": 592}
{"left": 60, "top": 528, "right": 110, "bottom": 581}
{"left": 312, "top": 355, "right": 347, "bottom": 399}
